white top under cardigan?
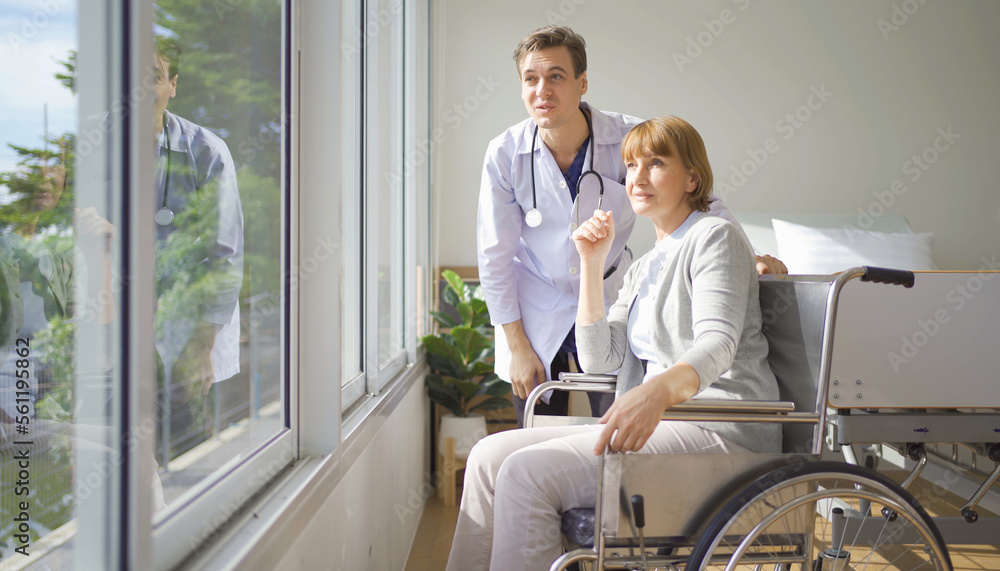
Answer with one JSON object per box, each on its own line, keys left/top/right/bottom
{"left": 576, "top": 213, "right": 781, "bottom": 454}
{"left": 627, "top": 211, "right": 702, "bottom": 383}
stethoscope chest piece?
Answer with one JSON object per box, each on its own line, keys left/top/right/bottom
{"left": 157, "top": 112, "right": 175, "bottom": 227}
{"left": 155, "top": 207, "right": 175, "bottom": 226}
{"left": 524, "top": 208, "right": 542, "bottom": 228}
{"left": 526, "top": 108, "right": 603, "bottom": 229}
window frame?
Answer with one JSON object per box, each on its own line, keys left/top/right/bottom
{"left": 362, "top": 0, "right": 408, "bottom": 398}
{"left": 139, "top": 1, "right": 296, "bottom": 569}
{"left": 57, "top": 0, "right": 432, "bottom": 567}
{"left": 340, "top": 0, "right": 366, "bottom": 411}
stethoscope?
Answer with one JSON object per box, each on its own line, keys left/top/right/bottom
{"left": 155, "top": 113, "right": 174, "bottom": 226}
{"left": 525, "top": 108, "right": 604, "bottom": 228}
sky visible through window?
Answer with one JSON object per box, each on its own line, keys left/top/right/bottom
{"left": 0, "top": 1, "right": 78, "bottom": 188}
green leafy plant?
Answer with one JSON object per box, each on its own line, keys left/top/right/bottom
{"left": 422, "top": 270, "right": 511, "bottom": 418}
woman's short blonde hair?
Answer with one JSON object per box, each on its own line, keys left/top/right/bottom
{"left": 621, "top": 116, "right": 713, "bottom": 212}
{"left": 513, "top": 25, "right": 587, "bottom": 78}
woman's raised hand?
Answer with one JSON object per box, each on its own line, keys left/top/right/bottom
{"left": 572, "top": 209, "right": 615, "bottom": 266}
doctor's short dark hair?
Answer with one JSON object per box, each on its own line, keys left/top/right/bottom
{"left": 154, "top": 35, "right": 182, "bottom": 79}
{"left": 621, "top": 116, "right": 714, "bottom": 213}
{"left": 513, "top": 25, "right": 587, "bottom": 78}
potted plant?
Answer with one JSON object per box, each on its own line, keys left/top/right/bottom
{"left": 422, "top": 269, "right": 511, "bottom": 457}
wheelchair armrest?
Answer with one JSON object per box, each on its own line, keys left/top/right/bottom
{"left": 526, "top": 373, "right": 805, "bottom": 428}
{"left": 670, "top": 399, "right": 795, "bottom": 414}
{"left": 661, "top": 399, "right": 811, "bottom": 424}
{"left": 524, "top": 378, "right": 617, "bottom": 428}
{"left": 558, "top": 372, "right": 618, "bottom": 383}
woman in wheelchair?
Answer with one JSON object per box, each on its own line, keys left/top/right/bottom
{"left": 446, "top": 116, "right": 781, "bottom": 570}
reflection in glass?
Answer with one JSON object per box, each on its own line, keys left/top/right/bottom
{"left": 0, "top": 6, "right": 86, "bottom": 564}
{"left": 0, "top": 0, "right": 285, "bottom": 564}
{"left": 150, "top": 1, "right": 285, "bottom": 514}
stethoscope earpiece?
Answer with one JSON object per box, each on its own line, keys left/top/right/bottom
{"left": 526, "top": 108, "right": 605, "bottom": 228}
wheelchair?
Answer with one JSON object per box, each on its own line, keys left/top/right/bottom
{"left": 525, "top": 266, "right": 1000, "bottom": 570}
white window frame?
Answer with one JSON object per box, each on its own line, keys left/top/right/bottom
{"left": 129, "top": 1, "right": 295, "bottom": 569}
{"left": 340, "top": 0, "right": 367, "bottom": 411}
{"left": 362, "top": 0, "right": 408, "bottom": 398}
{"left": 66, "top": 0, "right": 431, "bottom": 566}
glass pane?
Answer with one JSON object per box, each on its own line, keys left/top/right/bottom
{"left": 371, "top": 0, "right": 404, "bottom": 370}
{"left": 341, "top": 0, "right": 362, "bottom": 385}
{"left": 0, "top": 1, "right": 107, "bottom": 565}
{"left": 150, "top": 1, "right": 285, "bottom": 514}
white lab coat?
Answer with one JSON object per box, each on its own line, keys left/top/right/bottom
{"left": 477, "top": 103, "right": 642, "bottom": 383}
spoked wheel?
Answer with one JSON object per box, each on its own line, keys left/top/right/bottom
{"left": 686, "top": 461, "right": 950, "bottom": 570}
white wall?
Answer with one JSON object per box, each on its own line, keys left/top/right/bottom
{"left": 433, "top": 0, "right": 1000, "bottom": 270}
{"left": 273, "top": 380, "right": 431, "bottom": 570}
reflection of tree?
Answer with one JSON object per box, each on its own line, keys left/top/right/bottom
{"left": 0, "top": 1, "right": 287, "bottom": 549}
{"left": 155, "top": 0, "right": 283, "bottom": 306}
{"left": 55, "top": 51, "right": 76, "bottom": 94}
{"left": 0, "top": 117, "right": 77, "bottom": 562}
{"left": 0, "top": 136, "right": 75, "bottom": 236}
{"left": 151, "top": 0, "right": 284, "bottom": 458}
{"left": 233, "top": 168, "right": 280, "bottom": 299}
{"left": 155, "top": 0, "right": 283, "bottom": 180}
{"left": 154, "top": 164, "right": 242, "bottom": 454}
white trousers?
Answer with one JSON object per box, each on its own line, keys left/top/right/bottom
{"left": 445, "top": 422, "right": 748, "bottom": 571}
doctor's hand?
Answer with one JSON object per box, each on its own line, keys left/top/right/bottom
{"left": 502, "top": 321, "right": 548, "bottom": 400}
{"left": 509, "top": 344, "right": 547, "bottom": 400}
{"left": 755, "top": 254, "right": 788, "bottom": 275}
{"left": 572, "top": 210, "right": 615, "bottom": 266}
{"left": 75, "top": 207, "right": 116, "bottom": 254}
{"left": 173, "top": 321, "right": 219, "bottom": 398}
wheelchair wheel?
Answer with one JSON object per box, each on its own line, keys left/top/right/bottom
{"left": 686, "top": 461, "right": 950, "bottom": 570}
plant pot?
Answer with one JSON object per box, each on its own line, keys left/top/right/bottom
{"left": 438, "top": 413, "right": 488, "bottom": 459}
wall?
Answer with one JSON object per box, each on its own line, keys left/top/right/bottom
{"left": 273, "top": 380, "right": 431, "bottom": 570}
{"left": 433, "top": 0, "right": 1000, "bottom": 270}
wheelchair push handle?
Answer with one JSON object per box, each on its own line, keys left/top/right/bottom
{"left": 859, "top": 266, "right": 915, "bottom": 288}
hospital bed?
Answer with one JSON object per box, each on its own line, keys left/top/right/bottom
{"left": 524, "top": 267, "right": 1000, "bottom": 570}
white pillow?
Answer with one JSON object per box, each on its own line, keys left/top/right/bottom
{"left": 772, "top": 219, "right": 937, "bottom": 274}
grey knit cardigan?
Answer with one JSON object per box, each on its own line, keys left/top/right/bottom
{"left": 576, "top": 214, "right": 781, "bottom": 454}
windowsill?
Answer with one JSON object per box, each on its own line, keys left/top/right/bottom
{"left": 181, "top": 358, "right": 427, "bottom": 571}
{"left": 8, "top": 399, "right": 287, "bottom": 569}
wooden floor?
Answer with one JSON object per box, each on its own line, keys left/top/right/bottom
{"left": 404, "top": 490, "right": 460, "bottom": 571}
{"left": 405, "top": 470, "right": 1000, "bottom": 570}
{"left": 903, "top": 470, "right": 1000, "bottom": 570}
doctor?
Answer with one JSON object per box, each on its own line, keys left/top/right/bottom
{"left": 152, "top": 36, "right": 244, "bottom": 405}
{"left": 479, "top": 26, "right": 784, "bottom": 427}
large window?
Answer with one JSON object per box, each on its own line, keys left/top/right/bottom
{"left": 0, "top": 0, "right": 429, "bottom": 567}
{"left": 148, "top": 0, "right": 287, "bottom": 515}
{"left": 341, "top": 0, "right": 365, "bottom": 407}
{"left": 343, "top": 0, "right": 410, "bottom": 413}
{"left": 368, "top": 0, "right": 406, "bottom": 388}
{"left": 0, "top": 0, "right": 291, "bottom": 568}
{"left": 0, "top": 2, "right": 89, "bottom": 564}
